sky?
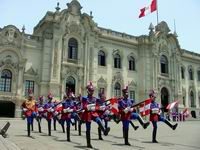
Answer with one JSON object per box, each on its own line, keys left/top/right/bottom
{"left": 0, "top": 0, "right": 200, "bottom": 53}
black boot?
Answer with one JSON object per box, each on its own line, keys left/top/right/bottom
{"left": 124, "top": 128, "right": 131, "bottom": 145}
{"left": 130, "top": 121, "right": 139, "bottom": 131}
{"left": 48, "top": 120, "right": 51, "bottom": 136}
{"left": 53, "top": 119, "right": 56, "bottom": 131}
{"left": 98, "top": 127, "right": 103, "bottom": 140}
{"left": 38, "top": 118, "right": 42, "bottom": 133}
{"left": 62, "top": 124, "right": 65, "bottom": 133}
{"left": 152, "top": 128, "right": 158, "bottom": 143}
{"left": 75, "top": 120, "right": 77, "bottom": 130}
{"left": 86, "top": 130, "right": 93, "bottom": 148}
{"left": 78, "top": 121, "right": 81, "bottom": 136}
{"left": 98, "top": 121, "right": 110, "bottom": 136}
{"left": 113, "top": 115, "right": 120, "bottom": 124}
{"left": 67, "top": 126, "right": 70, "bottom": 142}
{"left": 27, "top": 123, "right": 31, "bottom": 137}
{"left": 137, "top": 115, "right": 150, "bottom": 129}
{"left": 164, "top": 120, "right": 178, "bottom": 130}
{"left": 31, "top": 123, "right": 34, "bottom": 131}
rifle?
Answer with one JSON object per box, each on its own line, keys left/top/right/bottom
{"left": 0, "top": 122, "right": 10, "bottom": 138}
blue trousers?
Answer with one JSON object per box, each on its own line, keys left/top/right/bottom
{"left": 122, "top": 112, "right": 140, "bottom": 129}
{"left": 85, "top": 117, "right": 102, "bottom": 131}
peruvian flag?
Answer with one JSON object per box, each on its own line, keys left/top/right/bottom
{"left": 108, "top": 97, "right": 119, "bottom": 115}
{"left": 54, "top": 103, "right": 63, "bottom": 112}
{"left": 166, "top": 100, "right": 179, "bottom": 110}
{"left": 139, "top": 0, "right": 157, "bottom": 18}
{"left": 182, "top": 108, "right": 190, "bottom": 118}
{"left": 139, "top": 98, "right": 151, "bottom": 116}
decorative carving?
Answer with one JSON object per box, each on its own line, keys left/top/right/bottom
{"left": 128, "top": 80, "right": 137, "bottom": 87}
{"left": 155, "top": 21, "right": 170, "bottom": 35}
{"left": 25, "top": 67, "right": 38, "bottom": 76}
{"left": 0, "top": 25, "right": 22, "bottom": 48}
{"left": 112, "top": 72, "right": 123, "bottom": 84}
{"left": 53, "top": 41, "right": 59, "bottom": 77}
{"left": 97, "top": 76, "right": 107, "bottom": 87}
{"left": 67, "top": 0, "right": 82, "bottom": 16}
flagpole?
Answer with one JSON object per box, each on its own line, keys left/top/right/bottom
{"left": 156, "top": 0, "right": 159, "bottom": 25}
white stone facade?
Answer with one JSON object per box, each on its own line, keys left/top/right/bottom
{"left": 0, "top": 0, "right": 199, "bottom": 117}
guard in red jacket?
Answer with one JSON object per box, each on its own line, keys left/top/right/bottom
{"left": 81, "top": 82, "right": 110, "bottom": 148}
{"left": 43, "top": 93, "right": 55, "bottom": 136}
{"left": 149, "top": 90, "right": 178, "bottom": 143}
{"left": 21, "top": 90, "right": 37, "bottom": 137}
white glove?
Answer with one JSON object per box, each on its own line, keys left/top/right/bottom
{"left": 48, "top": 108, "right": 54, "bottom": 112}
{"left": 38, "top": 107, "right": 44, "bottom": 112}
{"left": 23, "top": 108, "right": 28, "bottom": 112}
{"left": 104, "top": 110, "right": 110, "bottom": 115}
{"left": 63, "top": 108, "right": 73, "bottom": 113}
{"left": 100, "top": 105, "right": 106, "bottom": 111}
{"left": 54, "top": 111, "right": 59, "bottom": 115}
{"left": 87, "top": 104, "right": 96, "bottom": 111}
{"left": 124, "top": 107, "right": 133, "bottom": 113}
{"left": 152, "top": 108, "right": 160, "bottom": 114}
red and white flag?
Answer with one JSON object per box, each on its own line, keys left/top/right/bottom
{"left": 139, "top": 98, "right": 151, "bottom": 116}
{"left": 108, "top": 97, "right": 119, "bottom": 115}
{"left": 182, "top": 108, "right": 190, "bottom": 118}
{"left": 139, "top": 0, "right": 157, "bottom": 18}
{"left": 166, "top": 100, "right": 179, "bottom": 110}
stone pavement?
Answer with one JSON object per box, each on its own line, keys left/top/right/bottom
{"left": 0, "top": 118, "right": 200, "bottom": 150}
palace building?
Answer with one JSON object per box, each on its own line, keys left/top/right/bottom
{"left": 0, "top": 0, "right": 199, "bottom": 118}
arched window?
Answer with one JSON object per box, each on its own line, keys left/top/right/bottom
{"left": 68, "top": 38, "right": 78, "bottom": 60}
{"left": 114, "top": 82, "right": 121, "bottom": 97}
{"left": 197, "top": 70, "right": 200, "bottom": 81}
{"left": 98, "top": 50, "right": 106, "bottom": 66}
{"left": 66, "top": 76, "right": 76, "bottom": 94}
{"left": 0, "top": 69, "right": 12, "bottom": 92}
{"left": 190, "top": 91, "right": 195, "bottom": 107}
{"left": 160, "top": 55, "right": 168, "bottom": 74}
{"left": 114, "top": 54, "right": 121, "bottom": 68}
{"left": 181, "top": 67, "right": 185, "bottom": 79}
{"left": 129, "top": 56, "right": 135, "bottom": 71}
{"left": 189, "top": 68, "right": 193, "bottom": 80}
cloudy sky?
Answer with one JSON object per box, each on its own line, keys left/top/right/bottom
{"left": 1, "top": 0, "right": 200, "bottom": 53}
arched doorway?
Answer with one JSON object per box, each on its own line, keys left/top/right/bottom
{"left": 161, "top": 87, "right": 169, "bottom": 112}
{"left": 66, "top": 76, "right": 76, "bottom": 94}
{"left": 0, "top": 101, "right": 15, "bottom": 117}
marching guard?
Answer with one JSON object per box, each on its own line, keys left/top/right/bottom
{"left": 118, "top": 86, "right": 150, "bottom": 145}
{"left": 82, "top": 82, "right": 110, "bottom": 148}
{"left": 36, "top": 96, "right": 45, "bottom": 133}
{"left": 21, "top": 90, "right": 37, "bottom": 137}
{"left": 43, "top": 93, "right": 55, "bottom": 136}
{"left": 149, "top": 90, "right": 178, "bottom": 143}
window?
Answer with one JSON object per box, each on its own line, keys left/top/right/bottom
{"left": 114, "top": 54, "right": 121, "bottom": 68}
{"left": 189, "top": 68, "right": 193, "bottom": 80}
{"left": 25, "top": 80, "right": 34, "bottom": 96}
{"left": 197, "top": 71, "right": 200, "bottom": 81}
{"left": 129, "top": 56, "right": 135, "bottom": 71}
{"left": 98, "top": 88, "right": 105, "bottom": 96}
{"left": 160, "top": 55, "right": 168, "bottom": 74}
{"left": 98, "top": 50, "right": 106, "bottom": 66}
{"left": 181, "top": 67, "right": 185, "bottom": 79}
{"left": 190, "top": 91, "right": 195, "bottom": 107}
{"left": 0, "top": 69, "right": 12, "bottom": 92}
{"left": 68, "top": 38, "right": 78, "bottom": 60}
{"left": 183, "top": 96, "right": 185, "bottom": 106}
{"left": 130, "top": 90, "right": 135, "bottom": 100}
{"left": 114, "top": 82, "right": 121, "bottom": 97}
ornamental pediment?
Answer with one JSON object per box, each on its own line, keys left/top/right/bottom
{"left": 0, "top": 25, "right": 22, "bottom": 48}
{"left": 25, "top": 67, "right": 37, "bottom": 76}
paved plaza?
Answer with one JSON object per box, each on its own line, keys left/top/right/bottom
{"left": 0, "top": 118, "right": 200, "bottom": 150}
